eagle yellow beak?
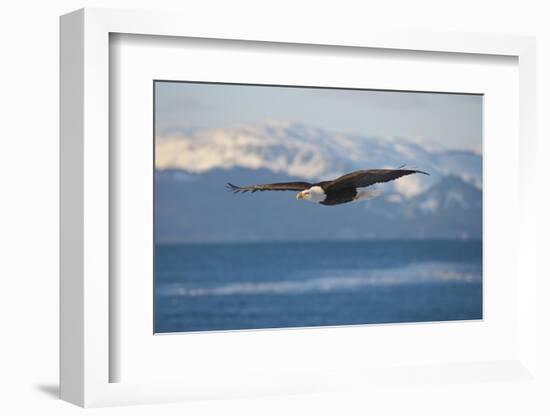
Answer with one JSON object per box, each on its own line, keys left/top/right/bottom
{"left": 296, "top": 192, "right": 303, "bottom": 200}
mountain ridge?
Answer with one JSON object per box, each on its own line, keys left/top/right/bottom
{"left": 155, "top": 168, "right": 482, "bottom": 243}
{"left": 155, "top": 120, "right": 482, "bottom": 198}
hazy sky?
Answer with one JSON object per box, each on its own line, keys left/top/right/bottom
{"left": 155, "top": 81, "right": 482, "bottom": 152}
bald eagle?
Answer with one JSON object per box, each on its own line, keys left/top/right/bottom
{"left": 227, "top": 168, "right": 428, "bottom": 206}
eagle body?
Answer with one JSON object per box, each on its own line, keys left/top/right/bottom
{"left": 297, "top": 183, "right": 383, "bottom": 205}
{"left": 317, "top": 186, "right": 355, "bottom": 206}
{"left": 227, "top": 168, "right": 428, "bottom": 206}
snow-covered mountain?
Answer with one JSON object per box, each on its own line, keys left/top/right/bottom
{"left": 155, "top": 120, "right": 482, "bottom": 198}
{"left": 154, "top": 121, "right": 482, "bottom": 242}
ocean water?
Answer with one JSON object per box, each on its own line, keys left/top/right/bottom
{"left": 155, "top": 240, "right": 482, "bottom": 333}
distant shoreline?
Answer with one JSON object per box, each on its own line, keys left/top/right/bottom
{"left": 156, "top": 238, "right": 483, "bottom": 247}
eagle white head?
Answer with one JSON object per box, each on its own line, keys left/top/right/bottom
{"left": 296, "top": 186, "right": 326, "bottom": 203}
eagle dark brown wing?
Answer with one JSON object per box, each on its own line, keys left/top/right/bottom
{"left": 226, "top": 181, "right": 312, "bottom": 193}
{"left": 323, "top": 169, "right": 428, "bottom": 191}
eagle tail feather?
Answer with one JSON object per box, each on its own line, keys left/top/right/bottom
{"left": 226, "top": 183, "right": 247, "bottom": 193}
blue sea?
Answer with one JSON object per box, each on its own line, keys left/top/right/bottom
{"left": 155, "top": 240, "right": 482, "bottom": 333}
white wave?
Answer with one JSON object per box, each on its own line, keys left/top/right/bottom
{"left": 158, "top": 262, "right": 481, "bottom": 297}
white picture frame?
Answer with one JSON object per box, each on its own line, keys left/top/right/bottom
{"left": 60, "top": 7, "right": 538, "bottom": 408}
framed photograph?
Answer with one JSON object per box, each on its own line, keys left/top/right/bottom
{"left": 153, "top": 80, "right": 484, "bottom": 334}
{"left": 60, "top": 8, "right": 538, "bottom": 407}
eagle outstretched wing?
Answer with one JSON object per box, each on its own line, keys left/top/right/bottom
{"left": 324, "top": 169, "right": 428, "bottom": 191}
{"left": 226, "top": 181, "right": 312, "bottom": 193}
